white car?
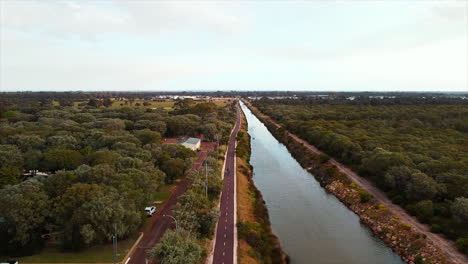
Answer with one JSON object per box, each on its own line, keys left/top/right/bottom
{"left": 145, "top": 206, "right": 156, "bottom": 216}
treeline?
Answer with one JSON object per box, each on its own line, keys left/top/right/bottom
{"left": 0, "top": 97, "right": 236, "bottom": 256}
{"left": 147, "top": 150, "right": 223, "bottom": 264}
{"left": 252, "top": 99, "right": 468, "bottom": 253}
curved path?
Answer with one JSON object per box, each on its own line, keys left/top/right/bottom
{"left": 212, "top": 103, "right": 241, "bottom": 264}
{"left": 244, "top": 100, "right": 468, "bottom": 264}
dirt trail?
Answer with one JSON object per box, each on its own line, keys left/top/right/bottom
{"left": 246, "top": 101, "right": 468, "bottom": 264}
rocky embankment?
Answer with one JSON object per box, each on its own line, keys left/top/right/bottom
{"left": 244, "top": 100, "right": 457, "bottom": 264}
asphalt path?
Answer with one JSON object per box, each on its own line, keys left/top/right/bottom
{"left": 212, "top": 103, "right": 241, "bottom": 264}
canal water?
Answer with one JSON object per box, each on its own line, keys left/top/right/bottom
{"left": 240, "top": 102, "right": 404, "bottom": 264}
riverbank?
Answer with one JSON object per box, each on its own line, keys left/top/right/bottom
{"left": 242, "top": 99, "right": 465, "bottom": 264}
{"left": 236, "top": 109, "right": 288, "bottom": 264}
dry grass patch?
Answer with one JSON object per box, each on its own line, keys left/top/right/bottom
{"left": 237, "top": 157, "right": 256, "bottom": 223}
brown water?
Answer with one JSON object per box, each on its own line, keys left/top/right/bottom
{"left": 241, "top": 102, "right": 404, "bottom": 264}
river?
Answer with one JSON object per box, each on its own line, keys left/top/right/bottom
{"left": 240, "top": 102, "right": 404, "bottom": 264}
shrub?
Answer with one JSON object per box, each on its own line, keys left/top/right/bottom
{"left": 414, "top": 254, "right": 424, "bottom": 264}
{"left": 359, "top": 191, "right": 373, "bottom": 203}
{"left": 456, "top": 237, "right": 468, "bottom": 254}
{"left": 430, "top": 224, "right": 442, "bottom": 233}
{"left": 318, "top": 154, "right": 330, "bottom": 164}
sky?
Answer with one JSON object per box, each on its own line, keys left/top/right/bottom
{"left": 0, "top": 0, "right": 467, "bottom": 92}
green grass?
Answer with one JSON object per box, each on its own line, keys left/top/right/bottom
{"left": 154, "top": 183, "right": 177, "bottom": 202}
{"left": 72, "top": 100, "right": 175, "bottom": 110}
{"left": 3, "top": 110, "right": 19, "bottom": 118}
{"left": 73, "top": 101, "right": 86, "bottom": 108}
{"left": 18, "top": 234, "right": 139, "bottom": 263}
{"left": 110, "top": 100, "right": 174, "bottom": 109}
{"left": 211, "top": 101, "right": 228, "bottom": 107}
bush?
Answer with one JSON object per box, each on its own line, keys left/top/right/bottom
{"left": 430, "top": 224, "right": 442, "bottom": 233}
{"left": 359, "top": 191, "right": 373, "bottom": 203}
{"left": 414, "top": 254, "right": 424, "bottom": 264}
{"left": 456, "top": 237, "right": 468, "bottom": 254}
{"left": 318, "top": 154, "right": 330, "bottom": 164}
{"left": 407, "top": 200, "right": 434, "bottom": 222}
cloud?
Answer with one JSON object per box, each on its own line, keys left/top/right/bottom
{"left": 0, "top": 0, "right": 246, "bottom": 40}
{"left": 429, "top": 1, "right": 467, "bottom": 23}
{"left": 1, "top": 1, "right": 128, "bottom": 40}
{"left": 113, "top": 1, "right": 246, "bottom": 35}
{"left": 0, "top": 29, "right": 241, "bottom": 91}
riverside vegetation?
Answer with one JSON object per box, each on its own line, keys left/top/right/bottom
{"left": 0, "top": 94, "right": 236, "bottom": 258}
{"left": 236, "top": 111, "right": 288, "bottom": 264}
{"left": 252, "top": 97, "right": 468, "bottom": 255}
{"left": 246, "top": 98, "right": 467, "bottom": 264}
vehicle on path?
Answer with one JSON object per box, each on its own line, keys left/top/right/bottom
{"left": 145, "top": 206, "right": 156, "bottom": 216}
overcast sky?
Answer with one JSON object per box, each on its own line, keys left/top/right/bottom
{"left": 1, "top": 0, "right": 467, "bottom": 92}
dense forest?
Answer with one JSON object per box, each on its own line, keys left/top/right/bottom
{"left": 0, "top": 96, "right": 236, "bottom": 257}
{"left": 252, "top": 97, "right": 468, "bottom": 253}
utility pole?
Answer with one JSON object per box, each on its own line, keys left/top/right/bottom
{"left": 112, "top": 235, "right": 117, "bottom": 264}
{"left": 112, "top": 224, "right": 117, "bottom": 264}
{"left": 214, "top": 134, "right": 221, "bottom": 149}
{"left": 205, "top": 161, "right": 208, "bottom": 197}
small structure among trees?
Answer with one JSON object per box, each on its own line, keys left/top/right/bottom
{"left": 179, "top": 138, "right": 201, "bottom": 151}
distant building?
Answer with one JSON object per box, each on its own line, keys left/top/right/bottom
{"left": 179, "top": 137, "right": 201, "bottom": 151}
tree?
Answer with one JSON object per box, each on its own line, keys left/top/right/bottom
{"left": 384, "top": 166, "right": 414, "bottom": 191}
{"left": 44, "top": 149, "right": 84, "bottom": 172}
{"left": 46, "top": 135, "right": 78, "bottom": 149}
{"left": 44, "top": 171, "right": 78, "bottom": 198}
{"left": 407, "top": 200, "right": 434, "bottom": 222}
{"left": 0, "top": 166, "right": 21, "bottom": 187}
{"left": 361, "top": 148, "right": 412, "bottom": 177}
{"left": 102, "top": 119, "right": 126, "bottom": 131}
{"left": 103, "top": 98, "right": 113, "bottom": 107}
{"left": 161, "top": 158, "right": 185, "bottom": 183}
{"left": 174, "top": 98, "right": 195, "bottom": 111}
{"left": 0, "top": 102, "right": 6, "bottom": 118}
{"left": 0, "top": 144, "right": 23, "bottom": 168}
{"left": 87, "top": 98, "right": 102, "bottom": 107}
{"left": 6, "top": 134, "right": 45, "bottom": 152}
{"left": 200, "top": 123, "right": 217, "bottom": 141}
{"left": 451, "top": 197, "right": 468, "bottom": 225}
{"left": 0, "top": 179, "right": 49, "bottom": 255}
{"left": 405, "top": 172, "right": 439, "bottom": 201}
{"left": 135, "top": 129, "right": 161, "bottom": 145}
{"left": 147, "top": 230, "right": 204, "bottom": 264}
{"left": 71, "top": 191, "right": 140, "bottom": 246}
{"left": 89, "top": 150, "right": 121, "bottom": 166}
{"left": 72, "top": 113, "right": 96, "bottom": 123}
{"left": 23, "top": 150, "right": 43, "bottom": 174}
{"left": 190, "top": 102, "right": 217, "bottom": 116}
